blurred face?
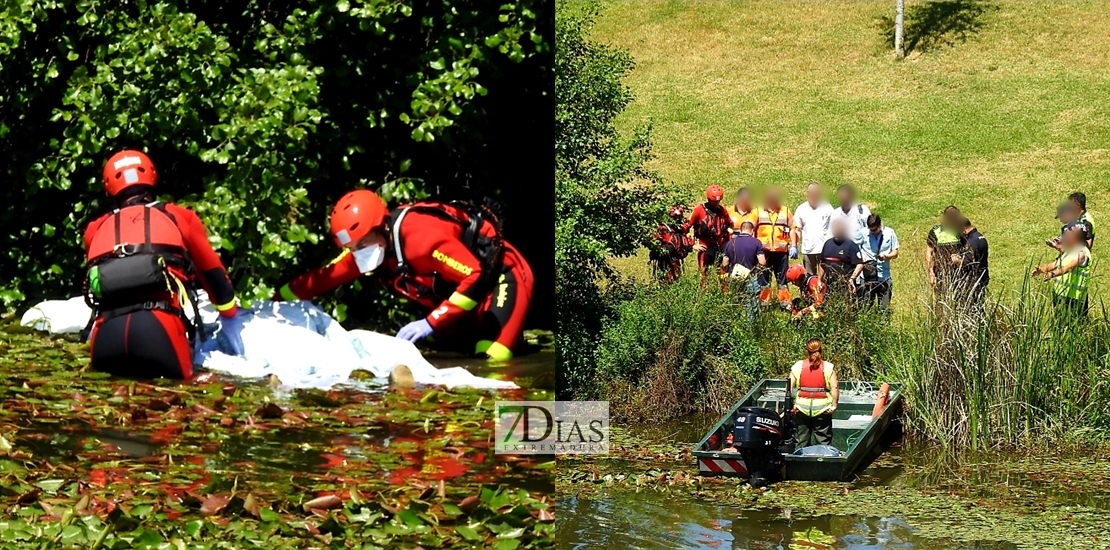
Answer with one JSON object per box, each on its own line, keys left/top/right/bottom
{"left": 765, "top": 188, "right": 781, "bottom": 207}
{"left": 1059, "top": 206, "right": 1078, "bottom": 224}
{"left": 942, "top": 211, "right": 961, "bottom": 230}
{"left": 806, "top": 185, "right": 821, "bottom": 206}
{"left": 838, "top": 188, "right": 854, "bottom": 206}
{"left": 831, "top": 219, "right": 847, "bottom": 239}
{"left": 735, "top": 191, "right": 751, "bottom": 210}
{"left": 1063, "top": 228, "right": 1083, "bottom": 248}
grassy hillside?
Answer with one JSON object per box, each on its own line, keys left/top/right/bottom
{"left": 590, "top": 0, "right": 1110, "bottom": 309}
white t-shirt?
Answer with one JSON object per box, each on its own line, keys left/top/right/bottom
{"left": 830, "top": 203, "right": 872, "bottom": 246}
{"left": 792, "top": 201, "right": 833, "bottom": 255}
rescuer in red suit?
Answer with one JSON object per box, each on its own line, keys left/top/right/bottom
{"left": 274, "top": 189, "right": 533, "bottom": 361}
{"left": 83, "top": 150, "right": 246, "bottom": 378}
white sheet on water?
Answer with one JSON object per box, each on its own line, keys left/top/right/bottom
{"left": 20, "top": 293, "right": 516, "bottom": 391}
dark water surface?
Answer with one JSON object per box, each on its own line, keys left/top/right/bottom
{"left": 558, "top": 414, "right": 1108, "bottom": 549}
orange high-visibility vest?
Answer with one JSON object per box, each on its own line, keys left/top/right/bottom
{"left": 728, "top": 207, "right": 757, "bottom": 231}
{"left": 756, "top": 206, "right": 792, "bottom": 251}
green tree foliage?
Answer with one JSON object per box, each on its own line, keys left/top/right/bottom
{"left": 0, "top": 0, "right": 551, "bottom": 330}
{"left": 555, "top": 2, "right": 671, "bottom": 396}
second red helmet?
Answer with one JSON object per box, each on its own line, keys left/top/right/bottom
{"left": 330, "top": 189, "right": 389, "bottom": 247}
{"left": 103, "top": 150, "right": 158, "bottom": 197}
{"left": 786, "top": 264, "right": 807, "bottom": 284}
{"left": 706, "top": 185, "right": 724, "bottom": 202}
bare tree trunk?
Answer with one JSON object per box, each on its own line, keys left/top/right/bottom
{"left": 894, "top": 0, "right": 906, "bottom": 58}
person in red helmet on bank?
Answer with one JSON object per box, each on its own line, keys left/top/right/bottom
{"left": 682, "top": 185, "right": 731, "bottom": 275}
{"left": 83, "top": 150, "right": 246, "bottom": 379}
{"left": 273, "top": 190, "right": 533, "bottom": 361}
{"left": 649, "top": 205, "right": 694, "bottom": 283}
{"left": 785, "top": 264, "right": 826, "bottom": 320}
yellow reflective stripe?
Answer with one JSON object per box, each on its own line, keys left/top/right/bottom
{"left": 326, "top": 248, "right": 352, "bottom": 268}
{"left": 214, "top": 299, "right": 237, "bottom": 312}
{"left": 476, "top": 340, "right": 513, "bottom": 361}
{"left": 279, "top": 284, "right": 300, "bottom": 302}
{"left": 449, "top": 292, "right": 479, "bottom": 311}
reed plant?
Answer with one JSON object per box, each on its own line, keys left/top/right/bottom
{"left": 877, "top": 272, "right": 1110, "bottom": 449}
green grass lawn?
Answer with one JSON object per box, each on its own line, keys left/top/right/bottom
{"left": 589, "top": 0, "right": 1110, "bottom": 313}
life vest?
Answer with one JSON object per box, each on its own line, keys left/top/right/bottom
{"left": 930, "top": 225, "right": 962, "bottom": 247}
{"left": 385, "top": 200, "right": 503, "bottom": 304}
{"left": 802, "top": 275, "right": 826, "bottom": 303}
{"left": 728, "top": 207, "right": 756, "bottom": 231}
{"left": 655, "top": 224, "right": 693, "bottom": 259}
{"left": 1054, "top": 247, "right": 1093, "bottom": 301}
{"left": 790, "top": 360, "right": 834, "bottom": 416}
{"left": 84, "top": 202, "right": 202, "bottom": 339}
{"left": 693, "top": 203, "right": 730, "bottom": 245}
{"left": 756, "top": 206, "right": 791, "bottom": 251}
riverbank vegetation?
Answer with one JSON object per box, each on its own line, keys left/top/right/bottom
{"left": 579, "top": 271, "right": 1110, "bottom": 449}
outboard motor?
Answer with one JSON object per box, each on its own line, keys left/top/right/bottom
{"left": 733, "top": 407, "right": 784, "bottom": 488}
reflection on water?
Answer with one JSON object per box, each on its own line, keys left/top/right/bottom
{"left": 556, "top": 496, "right": 1015, "bottom": 550}
{"left": 560, "top": 413, "right": 1109, "bottom": 549}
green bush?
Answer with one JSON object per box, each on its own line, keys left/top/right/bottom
{"left": 554, "top": 1, "right": 673, "bottom": 396}
{"left": 595, "top": 276, "right": 767, "bottom": 420}
{"left": 0, "top": 0, "right": 551, "bottom": 329}
{"left": 755, "top": 296, "right": 897, "bottom": 383}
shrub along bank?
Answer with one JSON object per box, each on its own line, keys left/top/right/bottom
{"left": 584, "top": 273, "right": 1110, "bottom": 450}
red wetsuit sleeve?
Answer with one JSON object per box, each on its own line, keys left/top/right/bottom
{"left": 400, "top": 213, "right": 493, "bottom": 331}
{"left": 275, "top": 248, "right": 362, "bottom": 301}
{"left": 682, "top": 206, "right": 705, "bottom": 236}
{"left": 165, "top": 204, "right": 238, "bottom": 318}
{"left": 83, "top": 216, "right": 108, "bottom": 251}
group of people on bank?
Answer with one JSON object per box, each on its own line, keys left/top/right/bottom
{"left": 653, "top": 182, "right": 905, "bottom": 319}
{"left": 653, "top": 183, "right": 1096, "bottom": 320}
{"left": 83, "top": 149, "right": 533, "bottom": 379}
{"left": 659, "top": 184, "right": 1097, "bottom": 451}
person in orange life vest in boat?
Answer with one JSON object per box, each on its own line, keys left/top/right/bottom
{"left": 83, "top": 150, "right": 246, "bottom": 379}
{"left": 273, "top": 190, "right": 533, "bottom": 361}
{"left": 784, "top": 264, "right": 827, "bottom": 321}
{"left": 682, "top": 185, "right": 732, "bottom": 276}
{"left": 790, "top": 338, "right": 839, "bottom": 449}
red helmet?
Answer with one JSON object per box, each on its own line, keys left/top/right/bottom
{"left": 330, "top": 189, "right": 389, "bottom": 247}
{"left": 103, "top": 150, "right": 158, "bottom": 197}
{"left": 706, "top": 185, "right": 724, "bottom": 202}
{"left": 786, "top": 264, "right": 807, "bottom": 284}
{"left": 669, "top": 205, "right": 686, "bottom": 221}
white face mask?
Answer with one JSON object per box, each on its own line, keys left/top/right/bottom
{"left": 352, "top": 244, "right": 385, "bottom": 273}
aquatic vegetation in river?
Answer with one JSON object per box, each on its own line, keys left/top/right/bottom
{"left": 0, "top": 327, "right": 554, "bottom": 548}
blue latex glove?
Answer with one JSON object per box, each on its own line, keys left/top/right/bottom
{"left": 789, "top": 245, "right": 799, "bottom": 259}
{"left": 397, "top": 318, "right": 434, "bottom": 343}
{"left": 219, "top": 309, "right": 250, "bottom": 357}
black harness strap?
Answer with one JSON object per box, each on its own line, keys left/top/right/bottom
{"left": 389, "top": 201, "right": 505, "bottom": 300}
{"left": 100, "top": 300, "right": 180, "bottom": 322}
